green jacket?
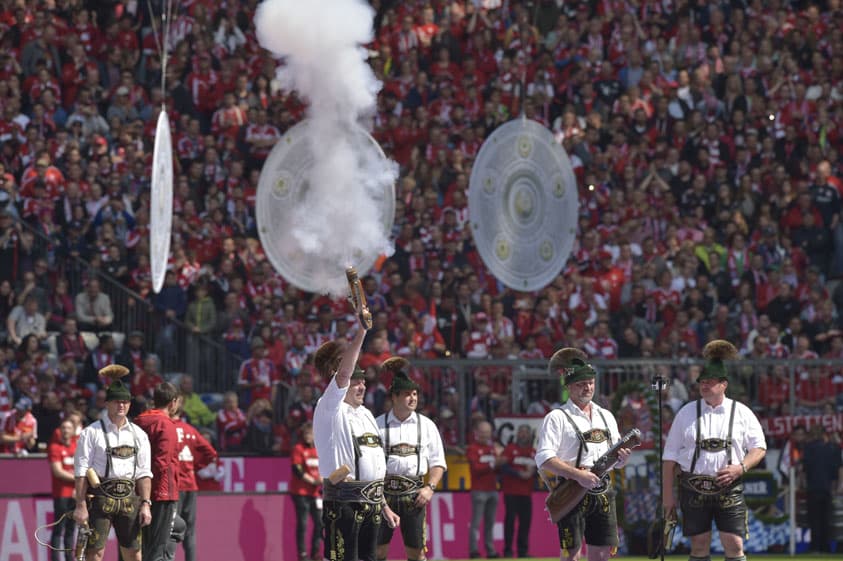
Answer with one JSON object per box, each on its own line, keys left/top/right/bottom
{"left": 185, "top": 296, "right": 217, "bottom": 334}
{"left": 182, "top": 392, "right": 216, "bottom": 428}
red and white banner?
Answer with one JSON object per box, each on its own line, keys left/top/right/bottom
{"left": 0, "top": 492, "right": 563, "bottom": 560}
{"left": 760, "top": 412, "right": 843, "bottom": 437}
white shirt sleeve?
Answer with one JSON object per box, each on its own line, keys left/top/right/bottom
{"left": 133, "top": 426, "right": 153, "bottom": 480}
{"left": 74, "top": 426, "right": 94, "bottom": 478}
{"left": 663, "top": 401, "right": 694, "bottom": 464}
{"left": 738, "top": 402, "right": 767, "bottom": 452}
{"left": 424, "top": 415, "right": 447, "bottom": 470}
{"left": 534, "top": 410, "right": 565, "bottom": 469}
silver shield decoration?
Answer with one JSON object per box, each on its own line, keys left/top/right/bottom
{"left": 256, "top": 120, "right": 396, "bottom": 295}
{"left": 150, "top": 109, "right": 173, "bottom": 294}
{"left": 468, "top": 118, "right": 578, "bottom": 291}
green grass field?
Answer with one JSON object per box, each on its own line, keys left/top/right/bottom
{"left": 451, "top": 553, "right": 832, "bottom": 561}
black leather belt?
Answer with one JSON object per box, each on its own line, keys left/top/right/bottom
{"left": 384, "top": 475, "right": 423, "bottom": 496}
{"left": 323, "top": 479, "right": 384, "bottom": 504}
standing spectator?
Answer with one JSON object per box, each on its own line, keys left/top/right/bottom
{"left": 153, "top": 271, "right": 187, "bottom": 363}
{"left": 237, "top": 337, "right": 278, "bottom": 407}
{"left": 466, "top": 420, "right": 504, "bottom": 559}
{"left": 290, "top": 421, "right": 322, "bottom": 561}
{"left": 47, "top": 418, "right": 77, "bottom": 561}
{"left": 801, "top": 425, "right": 842, "bottom": 553}
{"left": 216, "top": 391, "right": 247, "bottom": 452}
{"left": 74, "top": 278, "right": 113, "bottom": 333}
{"left": 500, "top": 424, "right": 536, "bottom": 559}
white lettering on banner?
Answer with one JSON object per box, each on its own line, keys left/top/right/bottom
{"left": 429, "top": 493, "right": 454, "bottom": 560}
{"left": 35, "top": 501, "right": 51, "bottom": 561}
{"left": 1, "top": 501, "right": 32, "bottom": 561}
{"left": 760, "top": 413, "right": 843, "bottom": 437}
{"left": 220, "top": 457, "right": 245, "bottom": 492}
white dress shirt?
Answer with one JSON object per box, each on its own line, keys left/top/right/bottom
{"left": 313, "top": 377, "right": 386, "bottom": 482}
{"left": 74, "top": 414, "right": 152, "bottom": 481}
{"left": 663, "top": 397, "right": 766, "bottom": 475}
{"left": 535, "top": 400, "right": 621, "bottom": 470}
{"left": 376, "top": 410, "right": 447, "bottom": 477}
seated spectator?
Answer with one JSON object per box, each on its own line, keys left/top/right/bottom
{"left": 6, "top": 294, "right": 47, "bottom": 347}
{"left": 217, "top": 391, "right": 247, "bottom": 452}
{"left": 244, "top": 398, "right": 275, "bottom": 455}
{"left": 237, "top": 336, "right": 279, "bottom": 407}
{"left": 46, "top": 278, "right": 75, "bottom": 332}
{"left": 73, "top": 278, "right": 113, "bottom": 333}
{"left": 116, "top": 330, "right": 148, "bottom": 377}
{"left": 0, "top": 397, "right": 37, "bottom": 455}
{"left": 178, "top": 374, "right": 215, "bottom": 429}
{"left": 55, "top": 318, "right": 89, "bottom": 366}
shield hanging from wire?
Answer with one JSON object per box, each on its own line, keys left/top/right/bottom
{"left": 256, "top": 119, "right": 396, "bottom": 295}
{"left": 468, "top": 118, "right": 578, "bottom": 291}
{"left": 150, "top": 109, "right": 173, "bottom": 294}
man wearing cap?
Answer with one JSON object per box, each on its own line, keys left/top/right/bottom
{"left": 662, "top": 340, "right": 766, "bottom": 561}
{"left": 73, "top": 366, "right": 153, "bottom": 561}
{"left": 313, "top": 329, "right": 401, "bottom": 561}
{"left": 534, "top": 349, "right": 631, "bottom": 561}
{"left": 375, "top": 357, "right": 447, "bottom": 561}
{"left": 1, "top": 396, "right": 38, "bottom": 454}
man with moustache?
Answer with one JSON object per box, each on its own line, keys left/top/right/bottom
{"left": 313, "top": 329, "right": 401, "bottom": 561}
{"left": 535, "top": 349, "right": 631, "bottom": 561}
{"left": 375, "top": 357, "right": 447, "bottom": 561}
{"left": 663, "top": 340, "right": 766, "bottom": 561}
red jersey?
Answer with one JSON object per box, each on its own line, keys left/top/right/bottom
{"left": 217, "top": 408, "right": 247, "bottom": 451}
{"left": 48, "top": 436, "right": 77, "bottom": 498}
{"left": 174, "top": 419, "right": 218, "bottom": 493}
{"left": 466, "top": 442, "right": 499, "bottom": 491}
{"left": 134, "top": 409, "right": 180, "bottom": 502}
{"left": 289, "top": 442, "right": 320, "bottom": 497}
{"left": 500, "top": 443, "right": 535, "bottom": 496}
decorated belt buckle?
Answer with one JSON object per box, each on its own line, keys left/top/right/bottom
{"left": 686, "top": 475, "right": 722, "bottom": 495}
{"left": 586, "top": 476, "right": 609, "bottom": 495}
{"left": 360, "top": 481, "right": 384, "bottom": 503}
{"left": 700, "top": 438, "right": 728, "bottom": 452}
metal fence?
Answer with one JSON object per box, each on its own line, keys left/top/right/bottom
{"left": 19, "top": 218, "right": 244, "bottom": 393}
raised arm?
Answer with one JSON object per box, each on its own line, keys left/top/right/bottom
{"left": 334, "top": 327, "right": 367, "bottom": 389}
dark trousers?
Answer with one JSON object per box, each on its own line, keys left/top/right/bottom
{"left": 51, "top": 497, "right": 76, "bottom": 561}
{"left": 806, "top": 490, "right": 832, "bottom": 552}
{"left": 292, "top": 495, "right": 323, "bottom": 559}
{"left": 503, "top": 494, "right": 532, "bottom": 557}
{"left": 142, "top": 500, "right": 177, "bottom": 561}
{"left": 323, "top": 500, "right": 381, "bottom": 561}
{"left": 177, "top": 491, "right": 197, "bottom": 561}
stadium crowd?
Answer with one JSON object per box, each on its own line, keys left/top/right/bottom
{"left": 1, "top": 0, "right": 843, "bottom": 456}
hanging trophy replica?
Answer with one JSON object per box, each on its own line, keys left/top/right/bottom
{"left": 468, "top": 117, "right": 579, "bottom": 291}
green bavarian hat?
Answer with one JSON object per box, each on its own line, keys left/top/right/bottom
{"left": 350, "top": 366, "right": 365, "bottom": 380}
{"left": 389, "top": 370, "right": 420, "bottom": 394}
{"left": 698, "top": 359, "right": 728, "bottom": 382}
{"left": 564, "top": 358, "right": 597, "bottom": 385}
{"left": 106, "top": 380, "right": 132, "bottom": 401}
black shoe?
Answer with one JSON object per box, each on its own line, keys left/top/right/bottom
{"left": 503, "top": 551, "right": 513, "bottom": 558}
{"left": 487, "top": 553, "right": 500, "bottom": 559}
{"left": 470, "top": 553, "right": 481, "bottom": 559}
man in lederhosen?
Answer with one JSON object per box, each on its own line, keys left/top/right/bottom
{"left": 662, "top": 340, "right": 767, "bottom": 561}
{"left": 375, "top": 357, "right": 447, "bottom": 561}
{"left": 534, "top": 352, "right": 631, "bottom": 561}
{"left": 73, "top": 365, "right": 153, "bottom": 561}
{"left": 313, "top": 327, "right": 401, "bottom": 561}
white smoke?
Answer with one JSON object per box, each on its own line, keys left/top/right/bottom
{"left": 254, "top": 0, "right": 397, "bottom": 296}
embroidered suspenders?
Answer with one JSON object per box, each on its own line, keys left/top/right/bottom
{"left": 99, "top": 419, "right": 139, "bottom": 480}
{"left": 560, "top": 407, "right": 613, "bottom": 469}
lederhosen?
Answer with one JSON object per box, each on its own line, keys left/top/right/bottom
{"left": 555, "top": 408, "right": 619, "bottom": 552}
{"left": 323, "top": 419, "right": 385, "bottom": 561}
{"left": 378, "top": 412, "right": 426, "bottom": 551}
{"left": 678, "top": 399, "right": 747, "bottom": 537}
{"left": 87, "top": 420, "right": 142, "bottom": 550}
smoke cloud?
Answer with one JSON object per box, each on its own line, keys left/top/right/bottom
{"left": 254, "top": 0, "right": 397, "bottom": 296}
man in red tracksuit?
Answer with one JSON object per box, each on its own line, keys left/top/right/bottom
{"left": 172, "top": 395, "right": 218, "bottom": 561}
{"left": 466, "top": 420, "right": 505, "bottom": 559}
{"left": 290, "top": 421, "right": 322, "bottom": 561}
{"left": 135, "top": 382, "right": 182, "bottom": 561}
{"left": 500, "top": 424, "right": 536, "bottom": 558}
